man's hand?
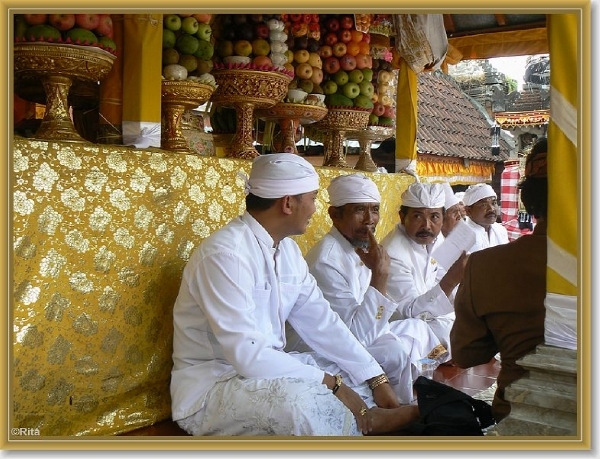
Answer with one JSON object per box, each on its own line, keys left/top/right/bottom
{"left": 439, "top": 251, "right": 469, "bottom": 296}
{"left": 355, "top": 229, "right": 390, "bottom": 294}
{"left": 334, "top": 383, "right": 374, "bottom": 434}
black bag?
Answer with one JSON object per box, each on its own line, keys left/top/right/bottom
{"left": 401, "top": 376, "right": 496, "bottom": 436}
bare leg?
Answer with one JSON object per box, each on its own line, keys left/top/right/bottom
{"left": 366, "top": 405, "right": 420, "bottom": 435}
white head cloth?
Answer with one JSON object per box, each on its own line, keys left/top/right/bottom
{"left": 440, "top": 182, "right": 461, "bottom": 209}
{"left": 454, "top": 191, "right": 465, "bottom": 202}
{"left": 401, "top": 182, "right": 445, "bottom": 208}
{"left": 328, "top": 173, "right": 381, "bottom": 207}
{"left": 463, "top": 183, "right": 496, "bottom": 206}
{"left": 244, "top": 153, "right": 319, "bottom": 198}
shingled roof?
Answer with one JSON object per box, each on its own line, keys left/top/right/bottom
{"left": 417, "top": 71, "right": 511, "bottom": 162}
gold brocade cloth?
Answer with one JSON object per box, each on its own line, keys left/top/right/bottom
{"left": 12, "top": 137, "right": 414, "bottom": 436}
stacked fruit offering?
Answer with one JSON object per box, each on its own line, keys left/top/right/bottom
{"left": 211, "top": 14, "right": 293, "bottom": 77}
{"left": 162, "top": 14, "right": 217, "bottom": 86}
{"left": 317, "top": 14, "right": 374, "bottom": 111}
{"left": 14, "top": 13, "right": 117, "bottom": 54}
{"left": 370, "top": 58, "right": 396, "bottom": 127}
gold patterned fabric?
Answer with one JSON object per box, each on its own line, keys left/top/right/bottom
{"left": 11, "top": 137, "right": 414, "bottom": 436}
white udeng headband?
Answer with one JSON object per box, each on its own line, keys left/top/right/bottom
{"left": 401, "top": 183, "right": 445, "bottom": 208}
{"left": 328, "top": 174, "right": 381, "bottom": 207}
{"left": 463, "top": 183, "right": 496, "bottom": 206}
{"left": 244, "top": 154, "right": 319, "bottom": 198}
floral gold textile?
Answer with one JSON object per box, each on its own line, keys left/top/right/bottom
{"left": 11, "top": 136, "right": 413, "bottom": 436}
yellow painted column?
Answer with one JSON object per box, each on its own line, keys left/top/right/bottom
{"left": 394, "top": 58, "right": 418, "bottom": 175}
{"left": 122, "top": 14, "right": 163, "bottom": 148}
{"left": 546, "top": 14, "right": 579, "bottom": 350}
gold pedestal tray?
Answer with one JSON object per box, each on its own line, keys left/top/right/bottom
{"left": 256, "top": 102, "right": 327, "bottom": 154}
{"left": 14, "top": 43, "right": 116, "bottom": 143}
{"left": 313, "top": 108, "right": 370, "bottom": 168}
{"left": 347, "top": 126, "right": 395, "bottom": 172}
{"left": 211, "top": 69, "right": 292, "bottom": 159}
{"left": 161, "top": 81, "right": 215, "bottom": 153}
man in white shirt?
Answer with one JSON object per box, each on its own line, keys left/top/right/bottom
{"left": 286, "top": 174, "right": 443, "bottom": 404}
{"left": 171, "top": 154, "right": 419, "bottom": 436}
{"left": 381, "top": 182, "right": 468, "bottom": 354}
{"left": 462, "top": 183, "right": 509, "bottom": 253}
{"left": 440, "top": 182, "right": 464, "bottom": 238}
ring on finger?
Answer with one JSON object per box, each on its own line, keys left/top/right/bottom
{"left": 360, "top": 407, "right": 367, "bottom": 416}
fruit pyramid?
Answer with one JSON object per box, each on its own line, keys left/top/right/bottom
{"left": 14, "top": 13, "right": 117, "bottom": 55}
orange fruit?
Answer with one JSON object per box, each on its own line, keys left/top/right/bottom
{"left": 358, "top": 41, "right": 370, "bottom": 55}
{"left": 350, "top": 29, "right": 364, "bottom": 43}
{"left": 346, "top": 41, "right": 361, "bottom": 57}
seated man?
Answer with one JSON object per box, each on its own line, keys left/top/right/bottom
{"left": 381, "top": 182, "right": 468, "bottom": 355}
{"left": 286, "top": 174, "right": 443, "bottom": 404}
{"left": 440, "top": 181, "right": 464, "bottom": 238}
{"left": 171, "top": 153, "right": 419, "bottom": 436}
{"left": 450, "top": 138, "right": 548, "bottom": 422}
{"left": 462, "top": 183, "right": 509, "bottom": 253}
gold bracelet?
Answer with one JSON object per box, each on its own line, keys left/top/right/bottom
{"left": 368, "top": 374, "right": 389, "bottom": 390}
{"left": 332, "top": 374, "right": 343, "bottom": 394}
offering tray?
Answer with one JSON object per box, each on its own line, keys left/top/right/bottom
{"left": 346, "top": 126, "right": 395, "bottom": 172}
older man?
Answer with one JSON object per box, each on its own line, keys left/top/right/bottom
{"left": 381, "top": 182, "right": 468, "bottom": 354}
{"left": 463, "top": 183, "right": 509, "bottom": 253}
{"left": 286, "top": 174, "right": 443, "bottom": 404}
{"left": 440, "top": 182, "right": 464, "bottom": 238}
{"left": 171, "top": 154, "right": 419, "bottom": 436}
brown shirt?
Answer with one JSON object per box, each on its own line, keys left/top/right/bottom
{"left": 450, "top": 223, "right": 547, "bottom": 422}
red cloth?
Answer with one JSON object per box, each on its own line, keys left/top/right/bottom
{"left": 502, "top": 218, "right": 532, "bottom": 242}
{"left": 500, "top": 162, "right": 520, "bottom": 223}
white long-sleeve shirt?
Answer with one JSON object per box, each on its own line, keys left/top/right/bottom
{"left": 465, "top": 217, "right": 509, "bottom": 253}
{"left": 171, "top": 212, "right": 383, "bottom": 421}
{"left": 380, "top": 223, "right": 453, "bottom": 320}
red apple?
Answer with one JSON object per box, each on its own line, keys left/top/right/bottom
{"left": 75, "top": 14, "right": 100, "bottom": 30}
{"left": 362, "top": 32, "right": 371, "bottom": 44}
{"left": 324, "top": 32, "right": 338, "bottom": 46}
{"left": 340, "top": 14, "right": 354, "bottom": 29}
{"left": 372, "top": 102, "right": 385, "bottom": 117}
{"left": 311, "top": 14, "right": 320, "bottom": 23}
{"left": 253, "top": 55, "right": 273, "bottom": 67}
{"left": 326, "top": 17, "right": 340, "bottom": 31}
{"left": 383, "top": 106, "right": 396, "bottom": 118}
{"left": 337, "top": 29, "right": 352, "bottom": 44}
{"left": 193, "top": 14, "right": 212, "bottom": 24}
{"left": 332, "top": 42, "right": 347, "bottom": 57}
{"left": 48, "top": 14, "right": 76, "bottom": 31}
{"left": 95, "top": 14, "right": 113, "bottom": 38}
{"left": 355, "top": 53, "right": 370, "bottom": 70}
{"left": 255, "top": 23, "right": 270, "bottom": 39}
{"left": 289, "top": 14, "right": 303, "bottom": 23}
{"left": 339, "top": 54, "right": 357, "bottom": 71}
{"left": 323, "top": 56, "right": 340, "bottom": 74}
{"left": 23, "top": 14, "right": 48, "bottom": 25}
{"left": 318, "top": 45, "right": 333, "bottom": 58}
{"left": 302, "top": 14, "right": 312, "bottom": 24}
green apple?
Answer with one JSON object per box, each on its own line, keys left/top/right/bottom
{"left": 176, "top": 34, "right": 199, "bottom": 55}
{"left": 361, "top": 68, "right": 374, "bottom": 82}
{"left": 342, "top": 82, "right": 360, "bottom": 99}
{"left": 353, "top": 94, "right": 374, "bottom": 109}
{"left": 164, "top": 14, "right": 182, "bottom": 31}
{"left": 162, "top": 47, "right": 180, "bottom": 65}
{"left": 26, "top": 24, "right": 62, "bottom": 41}
{"left": 181, "top": 16, "right": 199, "bottom": 35}
{"left": 162, "top": 28, "right": 176, "bottom": 49}
{"left": 358, "top": 80, "right": 375, "bottom": 98}
{"left": 348, "top": 69, "right": 364, "bottom": 84}
{"left": 333, "top": 70, "right": 349, "bottom": 86}
{"left": 194, "top": 39, "right": 214, "bottom": 60}
{"left": 368, "top": 113, "right": 379, "bottom": 125}
{"left": 178, "top": 54, "right": 198, "bottom": 72}
{"left": 322, "top": 80, "right": 338, "bottom": 95}
{"left": 196, "top": 22, "right": 212, "bottom": 41}
{"left": 298, "top": 79, "right": 314, "bottom": 94}
{"left": 65, "top": 27, "right": 98, "bottom": 45}
{"left": 251, "top": 38, "right": 270, "bottom": 57}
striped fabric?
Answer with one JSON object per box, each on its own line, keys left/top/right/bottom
{"left": 500, "top": 161, "right": 520, "bottom": 223}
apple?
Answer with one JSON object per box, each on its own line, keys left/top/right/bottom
{"left": 163, "top": 28, "right": 176, "bottom": 49}
{"left": 326, "top": 17, "right": 340, "bottom": 31}
{"left": 358, "top": 80, "right": 374, "bottom": 97}
{"left": 162, "top": 47, "right": 180, "bottom": 65}
{"left": 233, "top": 39, "right": 252, "bottom": 57}
{"left": 378, "top": 70, "right": 392, "bottom": 83}
{"left": 355, "top": 53, "right": 370, "bottom": 70}
{"left": 164, "top": 14, "right": 182, "bottom": 31}
{"left": 361, "top": 68, "right": 374, "bottom": 82}
{"left": 310, "top": 67, "right": 324, "bottom": 85}
{"left": 370, "top": 93, "right": 379, "bottom": 104}
{"left": 319, "top": 45, "right": 333, "bottom": 59}
{"left": 307, "top": 52, "right": 322, "bottom": 69}
{"left": 340, "top": 14, "right": 354, "bottom": 29}
{"left": 332, "top": 42, "right": 347, "bottom": 58}
{"left": 324, "top": 32, "right": 338, "bottom": 46}
{"left": 193, "top": 14, "right": 212, "bottom": 24}
{"left": 348, "top": 69, "right": 364, "bottom": 84}
{"left": 216, "top": 40, "right": 234, "bottom": 57}
{"left": 295, "top": 62, "right": 313, "bottom": 80}
{"left": 333, "top": 70, "right": 349, "bottom": 86}
{"left": 181, "top": 16, "right": 199, "bottom": 35}
{"left": 194, "top": 39, "right": 214, "bottom": 60}
{"left": 372, "top": 102, "right": 385, "bottom": 117}
{"left": 253, "top": 55, "right": 273, "bottom": 67}
{"left": 323, "top": 56, "right": 340, "bottom": 74}
{"left": 23, "top": 14, "right": 47, "bottom": 26}
{"left": 322, "top": 80, "right": 338, "bottom": 95}
{"left": 196, "top": 58, "right": 214, "bottom": 74}
{"left": 383, "top": 106, "right": 396, "bottom": 118}
{"left": 283, "top": 62, "right": 294, "bottom": 73}
{"left": 293, "top": 49, "right": 310, "bottom": 64}
{"left": 339, "top": 54, "right": 357, "bottom": 72}
{"left": 289, "top": 13, "right": 303, "bottom": 22}
{"left": 48, "top": 14, "right": 76, "bottom": 31}
{"left": 75, "top": 14, "right": 100, "bottom": 30}
{"left": 381, "top": 95, "right": 394, "bottom": 106}
{"left": 298, "top": 79, "right": 314, "bottom": 94}
{"left": 196, "top": 23, "right": 212, "bottom": 41}
{"left": 255, "top": 23, "right": 270, "bottom": 39}
{"left": 338, "top": 29, "right": 352, "bottom": 43}
{"left": 252, "top": 38, "right": 270, "bottom": 56}
{"left": 176, "top": 34, "right": 199, "bottom": 55}
{"left": 353, "top": 94, "right": 373, "bottom": 109}
{"left": 95, "top": 14, "right": 113, "bottom": 38}
{"left": 342, "top": 82, "right": 360, "bottom": 99}
{"left": 363, "top": 32, "right": 371, "bottom": 44}
{"left": 284, "top": 49, "right": 294, "bottom": 64}
{"left": 178, "top": 54, "right": 198, "bottom": 72}
{"left": 368, "top": 114, "right": 379, "bottom": 125}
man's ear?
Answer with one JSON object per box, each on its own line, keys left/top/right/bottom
{"left": 399, "top": 209, "right": 406, "bottom": 225}
{"left": 281, "top": 195, "right": 293, "bottom": 215}
{"left": 465, "top": 206, "right": 473, "bottom": 217}
{"left": 328, "top": 206, "right": 340, "bottom": 221}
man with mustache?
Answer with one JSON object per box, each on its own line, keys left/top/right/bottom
{"left": 462, "top": 183, "right": 509, "bottom": 253}
{"left": 286, "top": 174, "right": 443, "bottom": 404}
{"left": 380, "top": 182, "right": 468, "bottom": 356}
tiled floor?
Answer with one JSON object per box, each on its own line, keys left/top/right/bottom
{"left": 121, "top": 358, "right": 500, "bottom": 436}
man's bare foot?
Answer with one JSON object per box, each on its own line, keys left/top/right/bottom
{"left": 365, "top": 405, "right": 420, "bottom": 435}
